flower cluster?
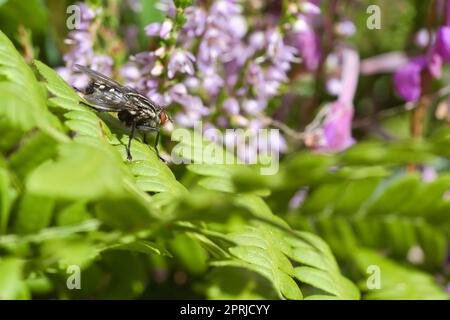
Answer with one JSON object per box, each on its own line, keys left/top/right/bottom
{"left": 57, "top": 3, "right": 114, "bottom": 89}
{"left": 120, "top": 0, "right": 324, "bottom": 159}
{"left": 60, "top": 1, "right": 360, "bottom": 158}
{"left": 286, "top": 0, "right": 322, "bottom": 71}
{"left": 394, "top": 0, "right": 450, "bottom": 101}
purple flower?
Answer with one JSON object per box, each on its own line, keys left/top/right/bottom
{"left": 145, "top": 23, "right": 161, "bottom": 37}
{"left": 155, "top": 0, "right": 176, "bottom": 18}
{"left": 183, "top": 7, "right": 207, "bottom": 37}
{"left": 167, "top": 50, "right": 196, "bottom": 79}
{"left": 246, "top": 62, "right": 264, "bottom": 84}
{"left": 126, "top": 0, "right": 142, "bottom": 12}
{"left": 175, "top": 113, "right": 199, "bottom": 128}
{"left": 131, "top": 52, "right": 157, "bottom": 74}
{"left": 299, "top": 1, "right": 321, "bottom": 15}
{"left": 266, "top": 29, "right": 299, "bottom": 69}
{"left": 198, "top": 29, "right": 230, "bottom": 65}
{"left": 145, "top": 20, "right": 173, "bottom": 39}
{"left": 58, "top": 3, "right": 113, "bottom": 88}
{"left": 316, "top": 101, "right": 355, "bottom": 152}
{"left": 394, "top": 54, "right": 442, "bottom": 101}
{"left": 168, "top": 83, "right": 188, "bottom": 104}
{"left": 243, "top": 99, "right": 265, "bottom": 115}
{"left": 90, "top": 54, "right": 113, "bottom": 74}
{"left": 428, "top": 53, "right": 442, "bottom": 78}
{"left": 184, "top": 76, "right": 200, "bottom": 89}
{"left": 248, "top": 31, "right": 266, "bottom": 51}
{"left": 210, "top": 0, "right": 241, "bottom": 18}
{"left": 202, "top": 70, "right": 224, "bottom": 96}
{"left": 175, "top": 97, "right": 209, "bottom": 127}
{"left": 305, "top": 48, "right": 359, "bottom": 152}
{"left": 421, "top": 166, "right": 438, "bottom": 182}
{"left": 223, "top": 98, "right": 240, "bottom": 115}
{"left": 76, "top": 3, "right": 95, "bottom": 30}
{"left": 335, "top": 20, "right": 356, "bottom": 37}
{"left": 393, "top": 0, "right": 450, "bottom": 101}
{"left": 121, "top": 64, "right": 140, "bottom": 81}
{"left": 291, "top": 27, "right": 321, "bottom": 71}
{"left": 436, "top": 1, "right": 450, "bottom": 62}
{"left": 160, "top": 20, "right": 173, "bottom": 39}
{"left": 436, "top": 26, "right": 450, "bottom": 62}
{"left": 289, "top": 188, "right": 309, "bottom": 210}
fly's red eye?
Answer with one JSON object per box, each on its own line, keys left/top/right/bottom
{"left": 160, "top": 111, "right": 168, "bottom": 125}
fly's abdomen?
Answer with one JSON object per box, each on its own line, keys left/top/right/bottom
{"left": 118, "top": 110, "right": 135, "bottom": 127}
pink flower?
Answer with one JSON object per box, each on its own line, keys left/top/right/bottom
{"left": 305, "top": 48, "right": 359, "bottom": 152}
{"left": 393, "top": 54, "right": 442, "bottom": 101}
{"left": 144, "top": 20, "right": 173, "bottom": 39}
{"left": 316, "top": 100, "right": 355, "bottom": 152}
{"left": 167, "top": 50, "right": 196, "bottom": 79}
{"left": 393, "top": 1, "right": 447, "bottom": 101}
{"left": 393, "top": 57, "right": 424, "bottom": 101}
{"left": 436, "top": 26, "right": 450, "bottom": 62}
{"left": 436, "top": 1, "right": 450, "bottom": 62}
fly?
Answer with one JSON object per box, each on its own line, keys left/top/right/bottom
{"left": 73, "top": 64, "right": 169, "bottom": 161}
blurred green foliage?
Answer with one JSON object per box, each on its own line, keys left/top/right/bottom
{"left": 0, "top": 0, "right": 450, "bottom": 300}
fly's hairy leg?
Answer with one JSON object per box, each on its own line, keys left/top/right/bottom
{"left": 143, "top": 132, "right": 147, "bottom": 144}
{"left": 154, "top": 130, "right": 162, "bottom": 161}
{"left": 127, "top": 122, "right": 136, "bottom": 161}
{"left": 137, "top": 125, "right": 165, "bottom": 162}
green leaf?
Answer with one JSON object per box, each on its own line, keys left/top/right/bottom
{"left": 169, "top": 233, "right": 208, "bottom": 274}
{"left": 294, "top": 267, "right": 359, "bottom": 299}
{"left": 0, "top": 0, "right": 48, "bottom": 36}
{"left": 0, "top": 31, "right": 67, "bottom": 142}
{"left": 108, "top": 239, "right": 171, "bottom": 257}
{"left": 0, "top": 168, "right": 16, "bottom": 234}
{"left": 0, "top": 258, "right": 29, "bottom": 299}
{"left": 0, "top": 82, "right": 41, "bottom": 131}
{"left": 171, "top": 129, "right": 236, "bottom": 165}
{"left": 95, "top": 197, "right": 157, "bottom": 231}
{"left": 367, "top": 174, "right": 421, "bottom": 216}
{"left": 9, "top": 132, "right": 58, "bottom": 180}
{"left": 204, "top": 267, "right": 276, "bottom": 299}
{"left": 355, "top": 249, "right": 449, "bottom": 300}
{"left": 227, "top": 225, "right": 301, "bottom": 299}
{"left": 34, "top": 60, "right": 80, "bottom": 102}
{"left": 41, "top": 237, "right": 98, "bottom": 269}
{"left": 125, "top": 140, "right": 187, "bottom": 195}
{"left": 91, "top": 251, "right": 148, "bottom": 299}
{"left": 198, "top": 177, "right": 235, "bottom": 193}
{"left": 0, "top": 220, "right": 100, "bottom": 247}
{"left": 26, "top": 141, "right": 127, "bottom": 200}
{"left": 14, "top": 193, "right": 55, "bottom": 234}
{"left": 56, "top": 202, "right": 92, "bottom": 226}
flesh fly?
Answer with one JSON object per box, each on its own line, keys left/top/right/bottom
{"left": 74, "top": 64, "right": 169, "bottom": 161}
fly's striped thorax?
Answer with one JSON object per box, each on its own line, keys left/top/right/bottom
{"left": 126, "top": 92, "right": 160, "bottom": 114}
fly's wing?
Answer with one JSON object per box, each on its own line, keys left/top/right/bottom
{"left": 74, "top": 64, "right": 138, "bottom": 111}
{"left": 75, "top": 64, "right": 124, "bottom": 89}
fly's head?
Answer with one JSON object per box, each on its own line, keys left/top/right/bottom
{"left": 159, "top": 111, "right": 168, "bottom": 126}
